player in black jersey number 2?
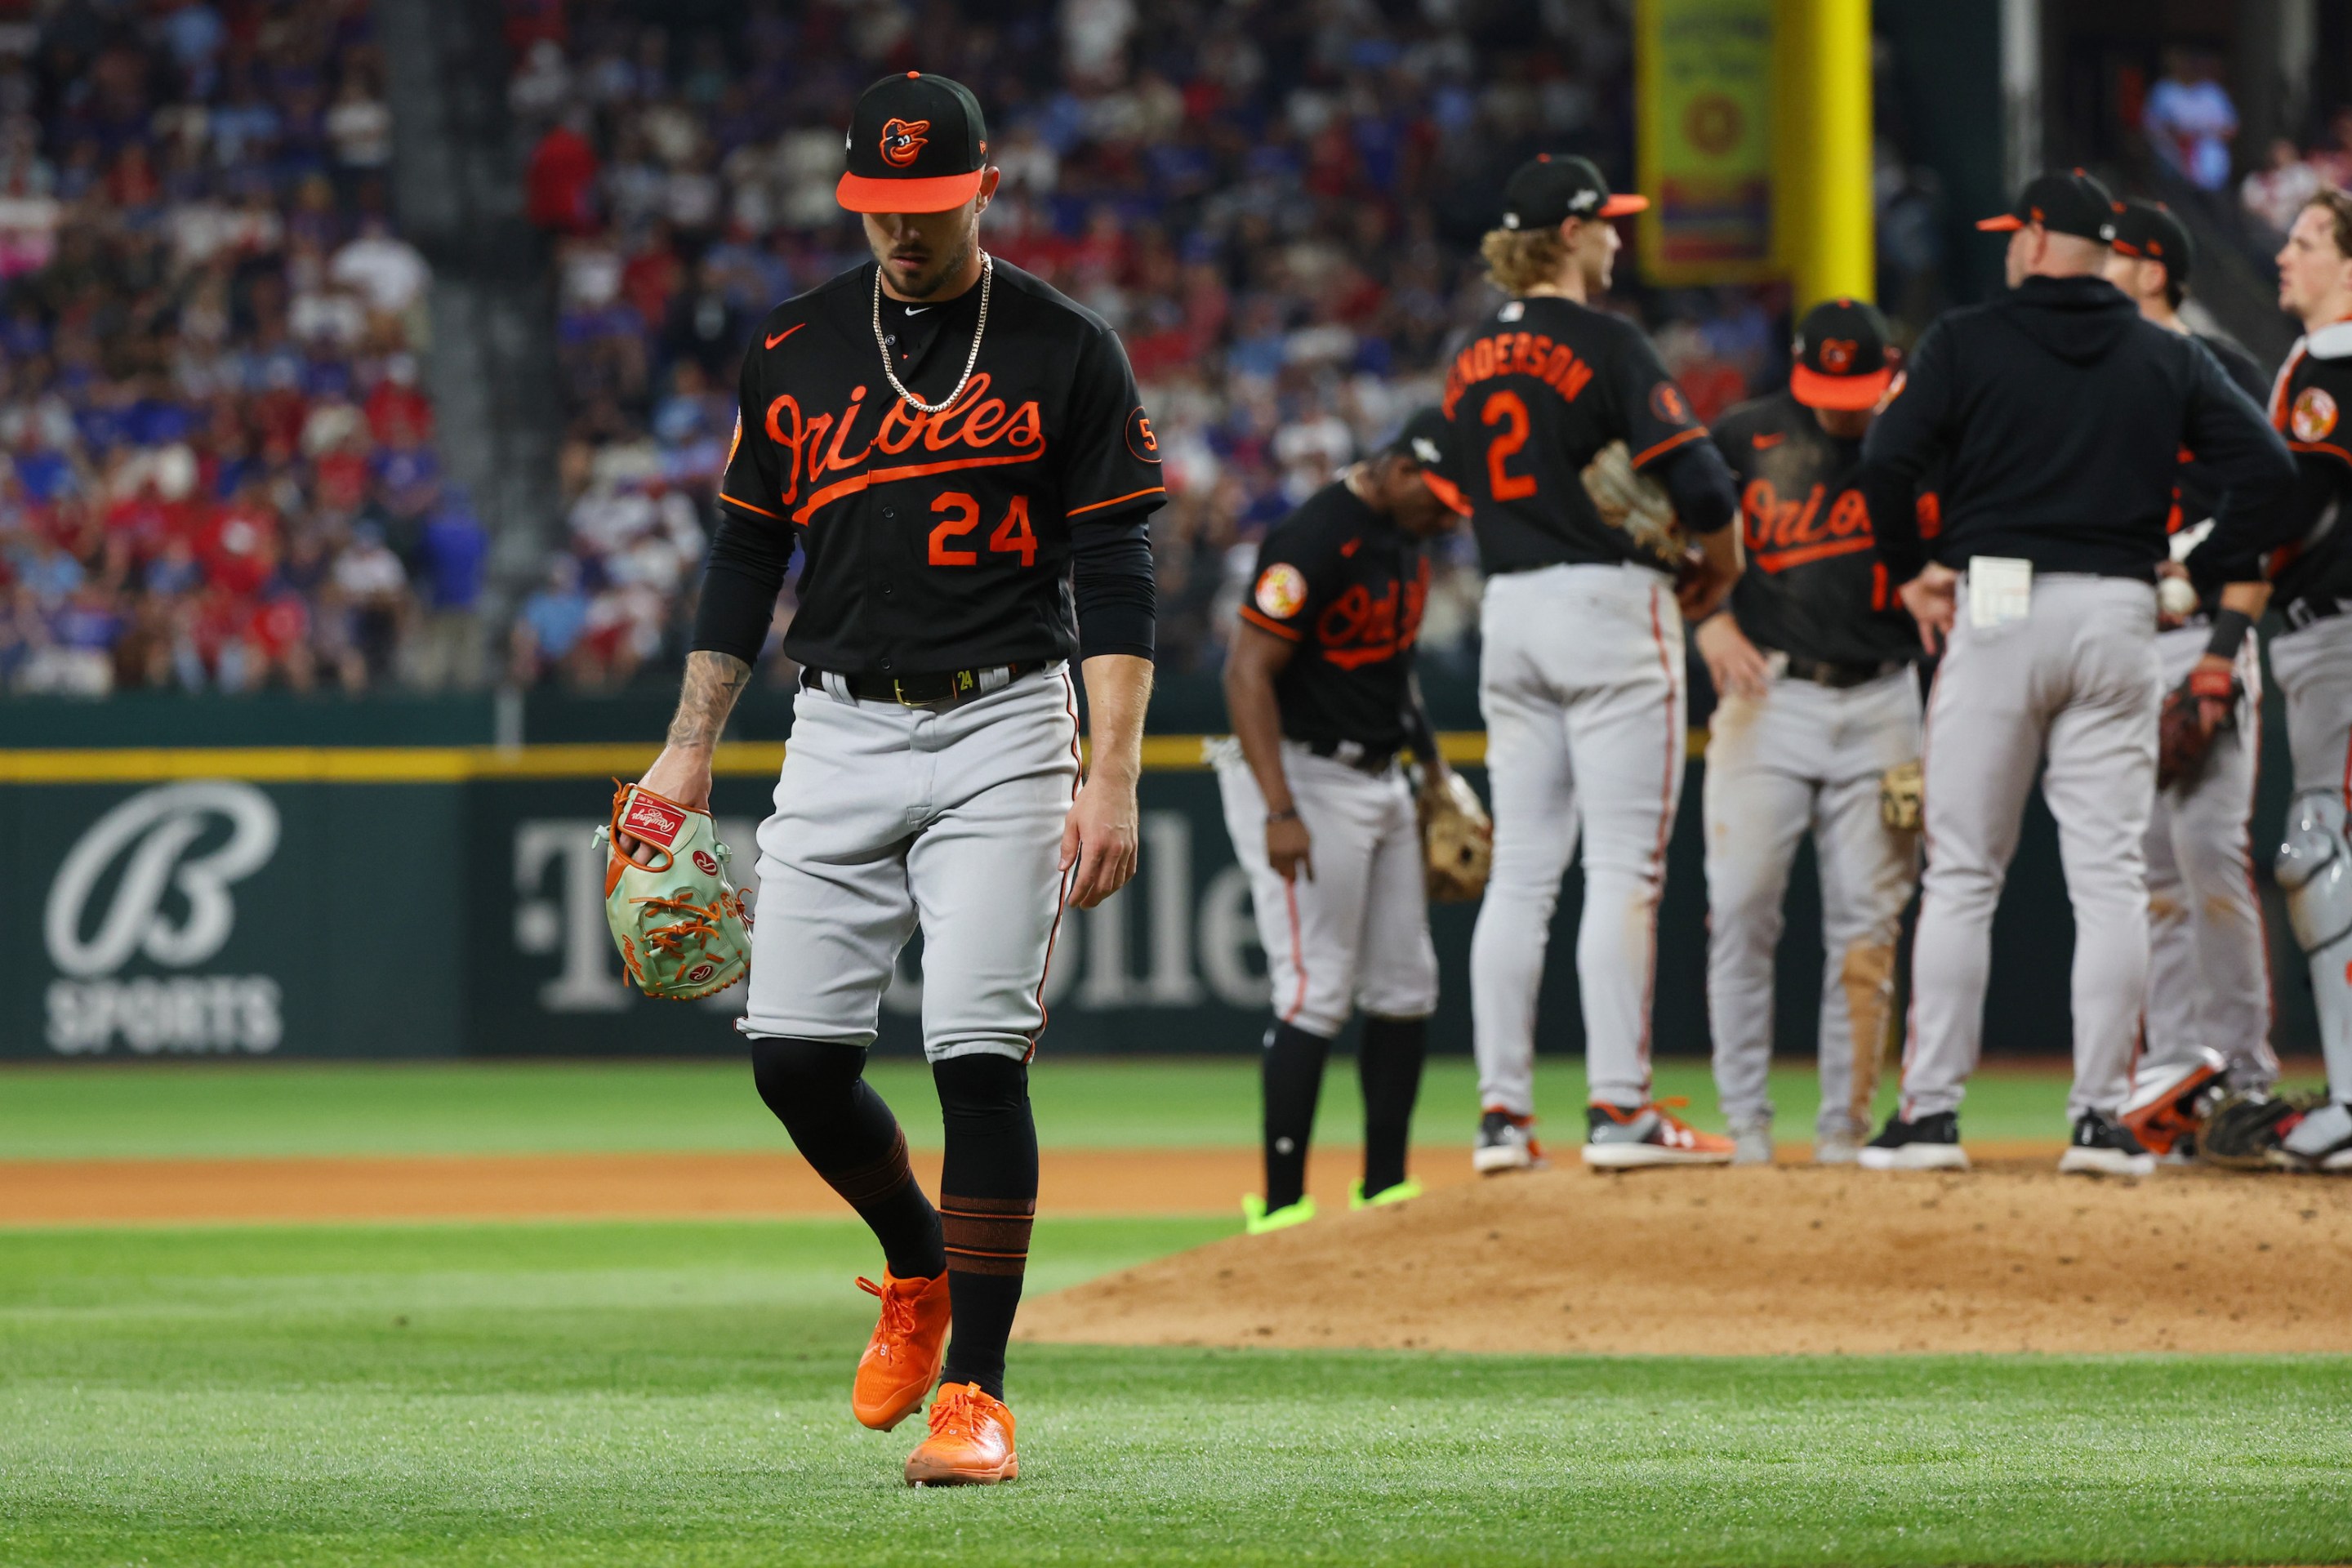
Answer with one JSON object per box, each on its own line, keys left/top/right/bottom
{"left": 621, "top": 72, "right": 1164, "bottom": 1486}
{"left": 1446, "top": 155, "right": 1745, "bottom": 1173}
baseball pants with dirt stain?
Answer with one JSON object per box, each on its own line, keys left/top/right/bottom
{"left": 1704, "top": 663, "right": 1921, "bottom": 1144}
{"left": 1472, "top": 562, "right": 1686, "bottom": 1116}
{"left": 1898, "top": 572, "right": 2160, "bottom": 1124}
{"left": 2140, "top": 626, "right": 2275, "bottom": 1087}
{"left": 739, "top": 666, "right": 1080, "bottom": 1062}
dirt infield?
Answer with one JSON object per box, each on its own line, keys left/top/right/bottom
{"left": 0, "top": 1143, "right": 2075, "bottom": 1225}
{"left": 1019, "top": 1161, "right": 2352, "bottom": 1355}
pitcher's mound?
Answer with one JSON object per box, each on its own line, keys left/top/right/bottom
{"left": 1019, "top": 1162, "right": 2352, "bottom": 1355}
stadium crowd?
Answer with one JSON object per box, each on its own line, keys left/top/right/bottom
{"left": 0, "top": 0, "right": 1817, "bottom": 695}
{"left": 0, "top": 0, "right": 488, "bottom": 695}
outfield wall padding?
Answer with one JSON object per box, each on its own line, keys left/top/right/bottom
{"left": 0, "top": 679, "right": 2315, "bottom": 1062}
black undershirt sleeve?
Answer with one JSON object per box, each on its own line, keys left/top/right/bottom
{"left": 689, "top": 504, "right": 796, "bottom": 666}
{"left": 1651, "top": 435, "right": 1739, "bottom": 537}
{"left": 1069, "top": 513, "right": 1156, "bottom": 662}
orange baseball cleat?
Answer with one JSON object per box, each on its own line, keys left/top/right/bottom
{"left": 1582, "top": 1097, "right": 1737, "bottom": 1167}
{"left": 852, "top": 1271, "right": 951, "bottom": 1431}
{"left": 904, "top": 1383, "right": 1019, "bottom": 1486}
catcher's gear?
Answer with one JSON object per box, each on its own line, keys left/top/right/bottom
{"left": 2198, "top": 1088, "right": 2314, "bottom": 1169}
{"left": 1419, "top": 771, "right": 1492, "bottom": 902}
{"left": 2155, "top": 665, "right": 2239, "bottom": 791}
{"left": 2118, "top": 1049, "right": 2227, "bottom": 1158}
{"left": 594, "top": 782, "right": 753, "bottom": 1000}
{"left": 1579, "top": 439, "right": 1686, "bottom": 571}
{"left": 1878, "top": 760, "right": 1923, "bottom": 833}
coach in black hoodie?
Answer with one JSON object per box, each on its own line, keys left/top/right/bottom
{"left": 1851, "top": 170, "right": 2295, "bottom": 1177}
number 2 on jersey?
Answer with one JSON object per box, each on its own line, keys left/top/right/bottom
{"left": 928, "top": 492, "right": 1036, "bottom": 568}
{"left": 1481, "top": 390, "right": 1536, "bottom": 501}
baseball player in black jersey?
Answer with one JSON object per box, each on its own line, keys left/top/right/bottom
{"left": 1445, "top": 155, "right": 1746, "bottom": 1171}
{"left": 2096, "top": 199, "right": 2283, "bottom": 1156}
{"left": 620, "top": 73, "right": 1163, "bottom": 1486}
{"left": 1697, "top": 300, "right": 1925, "bottom": 1165}
{"left": 1215, "top": 408, "right": 1472, "bottom": 1233}
{"left": 2189, "top": 186, "right": 2352, "bottom": 1169}
{"left": 1855, "top": 169, "right": 2294, "bottom": 1175}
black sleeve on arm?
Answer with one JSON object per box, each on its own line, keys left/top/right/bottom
{"left": 1070, "top": 510, "right": 1156, "bottom": 662}
{"left": 1650, "top": 435, "right": 1739, "bottom": 537}
{"left": 1856, "top": 321, "right": 1956, "bottom": 581}
{"left": 689, "top": 505, "right": 795, "bottom": 666}
{"left": 2180, "top": 340, "right": 2298, "bottom": 577}
{"left": 1400, "top": 670, "right": 1440, "bottom": 768}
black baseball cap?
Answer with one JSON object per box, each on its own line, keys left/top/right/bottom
{"left": 1976, "top": 167, "right": 2119, "bottom": 243}
{"left": 1789, "top": 298, "right": 1895, "bottom": 412}
{"left": 2109, "top": 198, "right": 2194, "bottom": 281}
{"left": 837, "top": 72, "right": 991, "bottom": 214}
{"left": 1500, "top": 154, "right": 1647, "bottom": 232}
{"left": 1387, "top": 406, "right": 1472, "bottom": 515}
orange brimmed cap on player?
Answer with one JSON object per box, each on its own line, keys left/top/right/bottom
{"left": 1498, "top": 154, "right": 1648, "bottom": 230}
{"left": 1789, "top": 297, "right": 1897, "bottom": 412}
{"left": 1975, "top": 167, "right": 2119, "bottom": 242}
{"left": 837, "top": 72, "right": 991, "bottom": 214}
{"left": 1388, "top": 405, "right": 1474, "bottom": 516}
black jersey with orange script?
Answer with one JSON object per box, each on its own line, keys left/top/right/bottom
{"left": 1236, "top": 481, "right": 1429, "bottom": 751}
{"left": 1710, "top": 391, "right": 1922, "bottom": 667}
{"left": 1440, "top": 295, "right": 1731, "bottom": 572}
{"left": 715, "top": 258, "right": 1165, "bottom": 675}
{"left": 2261, "top": 331, "right": 2352, "bottom": 626}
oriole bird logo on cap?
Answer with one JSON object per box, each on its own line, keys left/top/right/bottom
{"left": 879, "top": 117, "right": 929, "bottom": 167}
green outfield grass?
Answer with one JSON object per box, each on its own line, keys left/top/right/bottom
{"left": 2, "top": 1218, "right": 2346, "bottom": 1568}
{"left": 0, "top": 1056, "right": 2161, "bottom": 1160}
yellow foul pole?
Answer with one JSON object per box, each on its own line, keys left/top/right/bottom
{"left": 1775, "top": 0, "right": 1874, "bottom": 307}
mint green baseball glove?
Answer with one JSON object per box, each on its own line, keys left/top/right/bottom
{"left": 594, "top": 782, "right": 753, "bottom": 1001}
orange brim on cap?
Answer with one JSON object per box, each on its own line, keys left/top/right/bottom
{"left": 1975, "top": 214, "right": 2025, "bottom": 231}
{"left": 1790, "top": 363, "right": 1895, "bottom": 412}
{"left": 1419, "top": 468, "right": 1473, "bottom": 517}
{"left": 837, "top": 169, "right": 985, "bottom": 215}
{"left": 1600, "top": 194, "right": 1649, "bottom": 217}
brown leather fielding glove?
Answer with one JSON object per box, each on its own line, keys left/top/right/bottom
{"left": 1419, "top": 772, "right": 1492, "bottom": 902}
{"left": 1879, "top": 760, "right": 1923, "bottom": 833}
{"left": 1579, "top": 439, "right": 1686, "bottom": 571}
{"left": 2156, "top": 666, "right": 2238, "bottom": 792}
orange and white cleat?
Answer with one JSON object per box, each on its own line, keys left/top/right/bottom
{"left": 904, "top": 1383, "right": 1019, "bottom": 1486}
{"left": 852, "top": 1271, "right": 951, "bottom": 1431}
{"left": 1582, "top": 1097, "right": 1736, "bottom": 1168}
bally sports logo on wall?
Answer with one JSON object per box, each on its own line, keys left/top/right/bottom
{"left": 41, "top": 782, "right": 285, "bottom": 1056}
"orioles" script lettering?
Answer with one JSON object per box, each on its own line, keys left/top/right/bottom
{"left": 761, "top": 372, "right": 1045, "bottom": 523}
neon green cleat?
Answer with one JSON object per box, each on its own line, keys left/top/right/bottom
{"left": 1349, "top": 1177, "right": 1424, "bottom": 1210}
{"left": 1241, "top": 1193, "right": 1317, "bottom": 1235}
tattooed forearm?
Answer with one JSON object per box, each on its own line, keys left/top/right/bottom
{"left": 665, "top": 651, "right": 753, "bottom": 750}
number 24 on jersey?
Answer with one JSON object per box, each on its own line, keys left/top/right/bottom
{"left": 927, "top": 491, "right": 1037, "bottom": 568}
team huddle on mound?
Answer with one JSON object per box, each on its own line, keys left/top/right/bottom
{"left": 595, "top": 69, "right": 2352, "bottom": 1488}
{"left": 1225, "top": 163, "right": 2352, "bottom": 1226}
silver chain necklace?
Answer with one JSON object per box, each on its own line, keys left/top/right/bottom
{"left": 873, "top": 252, "right": 992, "bottom": 415}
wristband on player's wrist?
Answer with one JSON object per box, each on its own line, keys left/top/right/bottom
{"left": 2204, "top": 608, "right": 2252, "bottom": 662}
{"left": 1266, "top": 807, "right": 1300, "bottom": 824}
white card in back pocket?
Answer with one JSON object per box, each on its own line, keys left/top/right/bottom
{"left": 1968, "top": 556, "right": 2033, "bottom": 629}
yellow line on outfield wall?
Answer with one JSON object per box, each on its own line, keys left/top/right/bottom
{"left": 0, "top": 732, "right": 1706, "bottom": 784}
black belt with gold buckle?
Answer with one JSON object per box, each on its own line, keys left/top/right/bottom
{"left": 808, "top": 661, "right": 1040, "bottom": 707}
